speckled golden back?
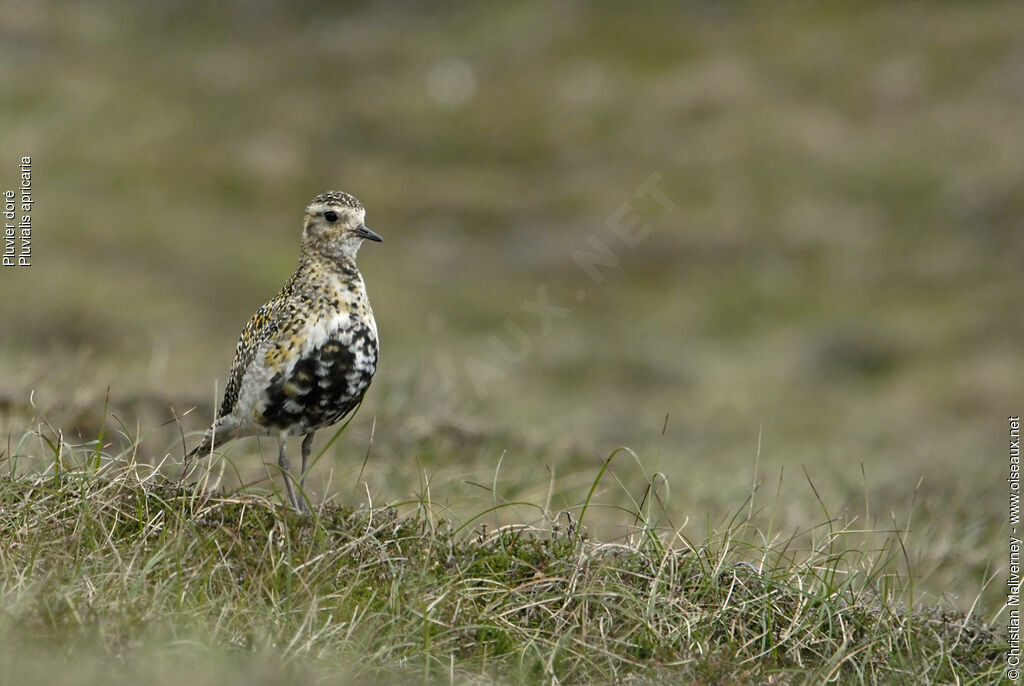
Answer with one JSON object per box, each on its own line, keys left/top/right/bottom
{"left": 190, "top": 190, "right": 382, "bottom": 459}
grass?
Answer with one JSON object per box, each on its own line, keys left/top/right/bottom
{"left": 0, "top": 2, "right": 1017, "bottom": 681}
{"left": 0, "top": 422, "right": 1005, "bottom": 685}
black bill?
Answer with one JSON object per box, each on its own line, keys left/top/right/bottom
{"left": 355, "top": 224, "right": 383, "bottom": 242}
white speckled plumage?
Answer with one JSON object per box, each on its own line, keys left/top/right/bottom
{"left": 189, "top": 191, "right": 382, "bottom": 510}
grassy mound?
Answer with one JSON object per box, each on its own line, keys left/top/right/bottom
{"left": 0, "top": 444, "right": 1005, "bottom": 685}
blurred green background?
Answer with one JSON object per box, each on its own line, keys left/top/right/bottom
{"left": 1, "top": 2, "right": 1020, "bottom": 614}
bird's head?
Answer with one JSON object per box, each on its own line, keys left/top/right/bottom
{"left": 301, "top": 190, "right": 382, "bottom": 262}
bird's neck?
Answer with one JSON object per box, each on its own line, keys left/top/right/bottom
{"left": 300, "top": 243, "right": 361, "bottom": 281}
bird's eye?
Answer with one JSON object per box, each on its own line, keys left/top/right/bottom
{"left": 324, "top": 211, "right": 338, "bottom": 223}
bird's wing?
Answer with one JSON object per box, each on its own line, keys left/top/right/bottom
{"left": 218, "top": 272, "right": 299, "bottom": 418}
{"left": 218, "top": 300, "right": 278, "bottom": 417}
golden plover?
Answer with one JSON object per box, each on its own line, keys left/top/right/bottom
{"left": 189, "top": 190, "right": 382, "bottom": 510}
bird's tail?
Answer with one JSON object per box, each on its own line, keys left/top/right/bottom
{"left": 187, "top": 417, "right": 240, "bottom": 459}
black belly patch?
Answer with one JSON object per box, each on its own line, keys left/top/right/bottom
{"left": 260, "top": 330, "right": 377, "bottom": 431}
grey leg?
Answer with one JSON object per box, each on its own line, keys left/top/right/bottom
{"left": 278, "top": 432, "right": 303, "bottom": 511}
{"left": 300, "top": 432, "right": 316, "bottom": 493}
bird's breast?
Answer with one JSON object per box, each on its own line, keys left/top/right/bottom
{"left": 257, "top": 318, "right": 378, "bottom": 432}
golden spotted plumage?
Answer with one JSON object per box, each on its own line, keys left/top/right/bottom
{"left": 189, "top": 191, "right": 383, "bottom": 511}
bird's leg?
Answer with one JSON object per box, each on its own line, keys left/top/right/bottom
{"left": 278, "top": 432, "right": 303, "bottom": 511}
{"left": 300, "top": 432, "right": 315, "bottom": 495}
